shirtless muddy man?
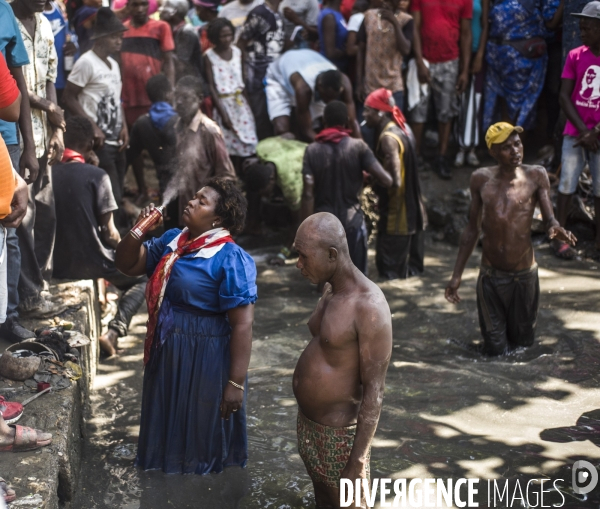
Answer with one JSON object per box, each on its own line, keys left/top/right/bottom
{"left": 445, "top": 123, "right": 576, "bottom": 356}
{"left": 293, "top": 213, "right": 392, "bottom": 508}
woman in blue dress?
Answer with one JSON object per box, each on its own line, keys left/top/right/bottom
{"left": 115, "top": 178, "right": 257, "bottom": 475}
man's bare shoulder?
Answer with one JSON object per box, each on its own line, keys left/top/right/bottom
{"left": 521, "top": 164, "right": 548, "bottom": 184}
{"left": 471, "top": 166, "right": 497, "bottom": 183}
{"left": 352, "top": 277, "right": 391, "bottom": 325}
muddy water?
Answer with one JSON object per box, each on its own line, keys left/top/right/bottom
{"left": 74, "top": 239, "right": 600, "bottom": 508}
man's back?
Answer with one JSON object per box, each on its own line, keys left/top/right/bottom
{"left": 303, "top": 137, "right": 375, "bottom": 227}
{"left": 52, "top": 162, "right": 118, "bottom": 279}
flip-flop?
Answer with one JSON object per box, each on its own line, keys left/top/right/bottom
{"left": 0, "top": 396, "right": 23, "bottom": 425}
{"left": 0, "top": 477, "right": 16, "bottom": 503}
{"left": 552, "top": 241, "right": 576, "bottom": 260}
{"left": 0, "top": 425, "right": 52, "bottom": 452}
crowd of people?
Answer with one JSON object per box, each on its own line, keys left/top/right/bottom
{"left": 0, "top": 0, "right": 599, "bottom": 505}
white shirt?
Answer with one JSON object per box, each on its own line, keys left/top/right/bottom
{"left": 67, "top": 50, "right": 123, "bottom": 144}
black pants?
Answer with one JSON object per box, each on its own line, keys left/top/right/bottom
{"left": 97, "top": 144, "right": 126, "bottom": 220}
{"left": 16, "top": 156, "right": 55, "bottom": 305}
{"left": 247, "top": 87, "right": 273, "bottom": 141}
{"left": 376, "top": 230, "right": 424, "bottom": 280}
{"left": 346, "top": 220, "right": 368, "bottom": 275}
{"left": 102, "top": 269, "right": 147, "bottom": 337}
{"left": 476, "top": 264, "right": 540, "bottom": 356}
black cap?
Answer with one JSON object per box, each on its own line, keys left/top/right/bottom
{"left": 91, "top": 7, "right": 127, "bottom": 40}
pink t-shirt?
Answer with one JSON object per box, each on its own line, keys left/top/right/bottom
{"left": 562, "top": 45, "right": 600, "bottom": 137}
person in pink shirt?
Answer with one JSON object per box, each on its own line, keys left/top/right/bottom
{"left": 554, "top": 1, "right": 600, "bottom": 259}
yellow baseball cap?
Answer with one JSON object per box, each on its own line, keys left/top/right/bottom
{"left": 485, "top": 122, "right": 524, "bottom": 149}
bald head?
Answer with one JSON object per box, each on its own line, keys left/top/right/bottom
{"left": 294, "top": 213, "right": 353, "bottom": 284}
{"left": 296, "top": 213, "right": 350, "bottom": 256}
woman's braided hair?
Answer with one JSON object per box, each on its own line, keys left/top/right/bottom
{"left": 205, "top": 177, "right": 247, "bottom": 234}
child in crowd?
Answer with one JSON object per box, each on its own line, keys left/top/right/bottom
{"left": 204, "top": 18, "right": 258, "bottom": 168}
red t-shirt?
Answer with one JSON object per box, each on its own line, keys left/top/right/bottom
{"left": 411, "top": 0, "right": 472, "bottom": 64}
{"left": 121, "top": 19, "right": 175, "bottom": 109}
{"left": 0, "top": 52, "right": 19, "bottom": 110}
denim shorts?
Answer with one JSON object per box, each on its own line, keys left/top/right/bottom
{"left": 559, "top": 135, "right": 600, "bottom": 197}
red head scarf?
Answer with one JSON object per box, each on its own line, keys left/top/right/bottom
{"left": 365, "top": 88, "right": 407, "bottom": 132}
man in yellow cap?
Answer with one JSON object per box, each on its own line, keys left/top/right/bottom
{"left": 444, "top": 122, "right": 576, "bottom": 355}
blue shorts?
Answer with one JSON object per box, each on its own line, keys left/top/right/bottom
{"left": 559, "top": 135, "right": 600, "bottom": 197}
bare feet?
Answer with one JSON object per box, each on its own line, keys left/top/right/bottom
{"left": 99, "top": 329, "right": 119, "bottom": 357}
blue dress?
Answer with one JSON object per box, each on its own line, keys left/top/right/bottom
{"left": 135, "top": 229, "right": 258, "bottom": 475}
{"left": 318, "top": 8, "right": 348, "bottom": 71}
{"left": 484, "top": 0, "right": 560, "bottom": 130}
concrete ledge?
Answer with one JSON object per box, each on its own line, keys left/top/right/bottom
{"left": 0, "top": 279, "right": 99, "bottom": 508}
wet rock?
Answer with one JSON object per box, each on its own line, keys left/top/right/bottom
{"left": 444, "top": 215, "right": 469, "bottom": 245}
{"left": 427, "top": 202, "right": 451, "bottom": 228}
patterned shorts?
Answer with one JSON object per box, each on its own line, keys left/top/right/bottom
{"left": 297, "top": 410, "right": 371, "bottom": 488}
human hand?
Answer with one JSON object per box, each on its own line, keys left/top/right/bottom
{"left": 118, "top": 124, "right": 129, "bottom": 153}
{"left": 340, "top": 459, "right": 368, "bottom": 506}
{"left": 574, "top": 129, "right": 599, "bottom": 152}
{"left": 19, "top": 147, "right": 39, "bottom": 184}
{"left": 283, "top": 7, "right": 302, "bottom": 25}
{"left": 87, "top": 150, "right": 100, "bottom": 166}
{"left": 379, "top": 8, "right": 397, "bottom": 23}
{"left": 220, "top": 382, "right": 243, "bottom": 420}
{"left": 444, "top": 276, "right": 461, "bottom": 304}
{"left": 92, "top": 123, "right": 106, "bottom": 149}
{"left": 136, "top": 203, "right": 164, "bottom": 232}
{"left": 1, "top": 172, "right": 28, "bottom": 228}
{"left": 63, "top": 40, "right": 77, "bottom": 56}
{"left": 456, "top": 71, "right": 469, "bottom": 94}
{"left": 548, "top": 225, "right": 577, "bottom": 246}
{"left": 221, "top": 112, "right": 235, "bottom": 132}
{"left": 417, "top": 61, "right": 431, "bottom": 84}
{"left": 47, "top": 102, "right": 65, "bottom": 130}
{"left": 48, "top": 129, "right": 65, "bottom": 165}
{"left": 470, "top": 53, "right": 483, "bottom": 75}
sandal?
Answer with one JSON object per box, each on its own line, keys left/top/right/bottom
{"left": 0, "top": 425, "right": 52, "bottom": 452}
{"left": 0, "top": 477, "right": 15, "bottom": 503}
{"left": 0, "top": 396, "right": 23, "bottom": 425}
{"left": 552, "top": 240, "right": 577, "bottom": 260}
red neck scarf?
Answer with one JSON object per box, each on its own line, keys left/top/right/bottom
{"left": 365, "top": 88, "right": 407, "bottom": 132}
{"left": 315, "top": 126, "right": 352, "bottom": 144}
{"left": 143, "top": 227, "right": 234, "bottom": 364}
{"left": 61, "top": 148, "right": 86, "bottom": 164}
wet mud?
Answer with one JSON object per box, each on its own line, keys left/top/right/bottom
{"left": 74, "top": 238, "right": 600, "bottom": 508}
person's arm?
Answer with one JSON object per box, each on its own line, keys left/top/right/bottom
{"left": 283, "top": 7, "right": 318, "bottom": 36}
{"left": 321, "top": 14, "right": 345, "bottom": 61}
{"left": 355, "top": 23, "right": 366, "bottom": 102}
{"left": 444, "top": 171, "right": 485, "bottom": 304}
{"left": 291, "top": 75, "right": 316, "bottom": 142}
{"left": 98, "top": 211, "right": 121, "bottom": 249}
{"left": 535, "top": 166, "right": 577, "bottom": 245}
{"left": 340, "top": 300, "right": 392, "bottom": 492}
{"left": 118, "top": 105, "right": 129, "bottom": 152}
{"left": 456, "top": 17, "right": 472, "bottom": 94}
{"left": 366, "top": 159, "right": 392, "bottom": 188}
{"left": 115, "top": 205, "right": 161, "bottom": 275}
{"left": 220, "top": 304, "right": 254, "bottom": 420}
{"left": 340, "top": 74, "right": 360, "bottom": 139}
{"left": 471, "top": 0, "right": 489, "bottom": 74}
{"left": 162, "top": 51, "right": 176, "bottom": 87}
{"left": 560, "top": 78, "right": 600, "bottom": 151}
{"left": 346, "top": 31, "right": 359, "bottom": 57}
{"left": 204, "top": 54, "right": 234, "bottom": 131}
{"left": 379, "top": 135, "right": 402, "bottom": 187}
{"left": 301, "top": 151, "right": 315, "bottom": 220}
{"left": 45, "top": 81, "right": 64, "bottom": 165}
{"left": 544, "top": 0, "right": 564, "bottom": 30}
{"left": 379, "top": 10, "right": 411, "bottom": 55}
{"left": 0, "top": 170, "right": 27, "bottom": 228}
{"left": 410, "top": 10, "right": 430, "bottom": 84}
{"left": 11, "top": 66, "right": 39, "bottom": 182}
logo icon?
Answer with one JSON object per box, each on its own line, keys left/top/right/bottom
{"left": 572, "top": 460, "right": 598, "bottom": 495}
